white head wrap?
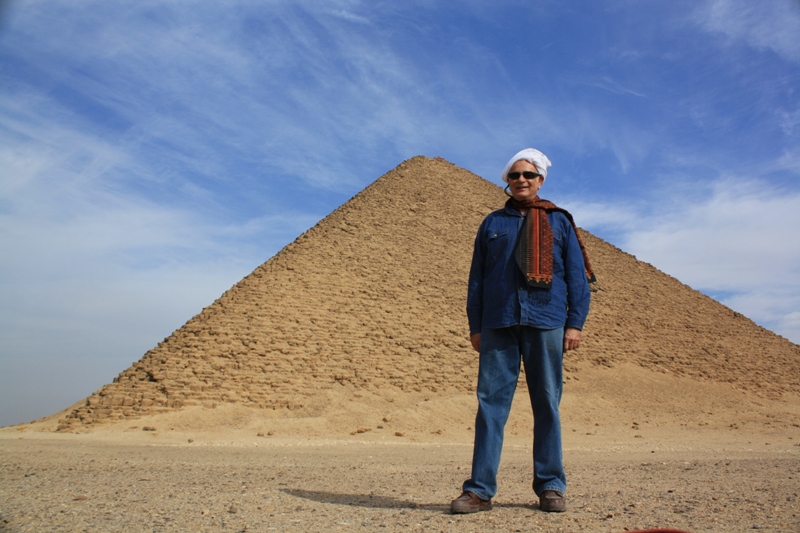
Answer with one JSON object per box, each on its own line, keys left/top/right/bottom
{"left": 500, "top": 148, "right": 552, "bottom": 183}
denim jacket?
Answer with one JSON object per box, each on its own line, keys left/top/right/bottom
{"left": 467, "top": 204, "right": 591, "bottom": 334}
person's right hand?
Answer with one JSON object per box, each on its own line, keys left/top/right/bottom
{"left": 470, "top": 333, "right": 481, "bottom": 352}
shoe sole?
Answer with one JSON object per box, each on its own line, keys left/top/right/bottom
{"left": 450, "top": 502, "right": 492, "bottom": 514}
{"left": 540, "top": 505, "right": 566, "bottom": 512}
{"left": 539, "top": 502, "right": 566, "bottom": 512}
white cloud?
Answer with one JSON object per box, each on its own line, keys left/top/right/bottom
{"left": 623, "top": 180, "right": 800, "bottom": 287}
{"left": 580, "top": 178, "right": 800, "bottom": 344}
{"left": 559, "top": 199, "right": 645, "bottom": 232}
{"left": 779, "top": 107, "right": 800, "bottom": 137}
{"left": 697, "top": 0, "right": 800, "bottom": 63}
{"left": 587, "top": 76, "right": 648, "bottom": 99}
{"left": 0, "top": 73, "right": 325, "bottom": 427}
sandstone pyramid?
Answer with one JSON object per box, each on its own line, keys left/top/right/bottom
{"left": 56, "top": 156, "right": 800, "bottom": 430}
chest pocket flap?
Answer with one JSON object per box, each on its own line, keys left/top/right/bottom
{"left": 488, "top": 228, "right": 509, "bottom": 240}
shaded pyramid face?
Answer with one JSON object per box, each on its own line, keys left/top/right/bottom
{"left": 58, "top": 157, "right": 800, "bottom": 429}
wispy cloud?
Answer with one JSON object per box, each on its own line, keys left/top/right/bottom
{"left": 779, "top": 107, "right": 800, "bottom": 138}
{"left": 572, "top": 176, "right": 800, "bottom": 343}
{"left": 696, "top": 0, "right": 800, "bottom": 63}
{"left": 586, "top": 76, "right": 648, "bottom": 99}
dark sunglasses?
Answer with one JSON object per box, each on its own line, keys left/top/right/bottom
{"left": 507, "top": 171, "right": 543, "bottom": 181}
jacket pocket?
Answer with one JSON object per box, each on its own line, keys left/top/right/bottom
{"left": 553, "top": 227, "right": 564, "bottom": 244}
{"left": 489, "top": 229, "right": 509, "bottom": 240}
{"left": 486, "top": 229, "right": 509, "bottom": 262}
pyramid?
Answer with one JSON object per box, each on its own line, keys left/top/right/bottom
{"left": 56, "top": 156, "right": 800, "bottom": 430}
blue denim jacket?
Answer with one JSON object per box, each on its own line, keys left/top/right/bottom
{"left": 467, "top": 204, "right": 591, "bottom": 334}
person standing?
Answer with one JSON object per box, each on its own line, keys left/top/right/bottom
{"left": 451, "top": 148, "right": 595, "bottom": 514}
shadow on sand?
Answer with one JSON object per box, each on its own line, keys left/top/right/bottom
{"left": 281, "top": 489, "right": 534, "bottom": 513}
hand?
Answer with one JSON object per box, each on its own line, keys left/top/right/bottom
{"left": 563, "top": 327, "right": 582, "bottom": 351}
{"left": 470, "top": 333, "right": 481, "bottom": 352}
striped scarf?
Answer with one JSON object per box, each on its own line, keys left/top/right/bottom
{"left": 508, "top": 197, "right": 597, "bottom": 289}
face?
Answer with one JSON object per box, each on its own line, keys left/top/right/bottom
{"left": 507, "top": 160, "right": 543, "bottom": 202}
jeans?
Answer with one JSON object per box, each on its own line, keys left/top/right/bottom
{"left": 462, "top": 326, "right": 566, "bottom": 500}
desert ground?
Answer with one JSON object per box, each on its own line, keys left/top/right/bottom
{"left": 3, "top": 363, "right": 799, "bottom": 533}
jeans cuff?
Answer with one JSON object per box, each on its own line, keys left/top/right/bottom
{"left": 537, "top": 484, "right": 566, "bottom": 496}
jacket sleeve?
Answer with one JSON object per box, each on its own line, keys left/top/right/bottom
{"left": 466, "top": 219, "right": 487, "bottom": 335}
{"left": 562, "top": 219, "right": 591, "bottom": 330}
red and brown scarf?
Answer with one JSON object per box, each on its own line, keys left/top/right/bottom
{"left": 508, "top": 197, "right": 596, "bottom": 289}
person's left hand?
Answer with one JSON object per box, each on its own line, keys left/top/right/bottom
{"left": 564, "top": 327, "right": 582, "bottom": 351}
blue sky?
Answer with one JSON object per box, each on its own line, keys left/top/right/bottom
{"left": 1, "top": 0, "right": 799, "bottom": 427}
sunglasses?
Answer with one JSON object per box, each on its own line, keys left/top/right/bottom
{"left": 507, "top": 171, "right": 543, "bottom": 181}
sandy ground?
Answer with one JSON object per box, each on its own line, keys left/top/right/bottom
{"left": 1, "top": 431, "right": 798, "bottom": 533}
{"left": 3, "top": 363, "right": 799, "bottom": 533}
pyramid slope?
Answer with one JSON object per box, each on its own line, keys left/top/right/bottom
{"left": 57, "top": 157, "right": 799, "bottom": 429}
{"left": 578, "top": 231, "right": 800, "bottom": 396}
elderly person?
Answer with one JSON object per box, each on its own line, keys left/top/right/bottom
{"left": 451, "top": 148, "right": 595, "bottom": 514}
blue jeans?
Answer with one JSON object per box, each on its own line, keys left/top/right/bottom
{"left": 462, "top": 326, "right": 566, "bottom": 500}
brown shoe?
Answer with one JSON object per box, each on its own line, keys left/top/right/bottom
{"left": 450, "top": 491, "right": 492, "bottom": 514}
{"left": 539, "top": 490, "right": 566, "bottom": 512}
